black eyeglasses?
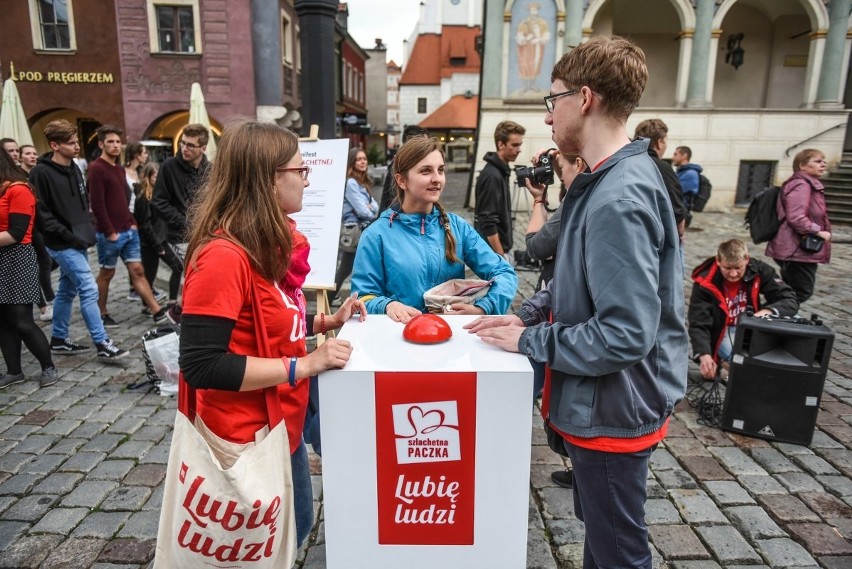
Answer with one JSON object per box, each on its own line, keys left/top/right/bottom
{"left": 179, "top": 140, "right": 204, "bottom": 150}
{"left": 277, "top": 166, "right": 312, "bottom": 180}
{"left": 544, "top": 89, "right": 580, "bottom": 113}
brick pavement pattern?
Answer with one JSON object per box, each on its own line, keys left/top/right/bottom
{"left": 1, "top": 203, "right": 852, "bottom": 568}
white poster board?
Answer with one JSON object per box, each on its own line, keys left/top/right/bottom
{"left": 290, "top": 138, "right": 350, "bottom": 289}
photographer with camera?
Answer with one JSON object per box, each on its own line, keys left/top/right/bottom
{"left": 521, "top": 147, "right": 587, "bottom": 491}
{"left": 474, "top": 121, "right": 526, "bottom": 262}
{"left": 522, "top": 149, "right": 584, "bottom": 291}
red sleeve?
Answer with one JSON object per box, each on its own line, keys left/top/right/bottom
{"left": 182, "top": 240, "right": 251, "bottom": 320}
{"left": 6, "top": 184, "right": 36, "bottom": 215}
{"left": 87, "top": 162, "right": 114, "bottom": 235}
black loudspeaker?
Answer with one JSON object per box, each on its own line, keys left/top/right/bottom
{"left": 721, "top": 315, "right": 834, "bottom": 445}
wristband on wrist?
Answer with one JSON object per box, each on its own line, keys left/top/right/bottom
{"left": 533, "top": 199, "right": 545, "bottom": 206}
{"left": 320, "top": 312, "right": 326, "bottom": 335}
{"left": 287, "top": 357, "right": 298, "bottom": 386}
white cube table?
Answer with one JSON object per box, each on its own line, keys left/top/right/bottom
{"left": 319, "top": 315, "right": 533, "bottom": 568}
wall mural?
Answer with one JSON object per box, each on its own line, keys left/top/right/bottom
{"left": 507, "top": 0, "right": 557, "bottom": 98}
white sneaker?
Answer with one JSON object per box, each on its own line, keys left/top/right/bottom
{"left": 39, "top": 303, "right": 53, "bottom": 321}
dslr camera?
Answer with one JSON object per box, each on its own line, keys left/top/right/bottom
{"left": 515, "top": 150, "right": 555, "bottom": 187}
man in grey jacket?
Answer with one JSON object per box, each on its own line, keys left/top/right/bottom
{"left": 466, "top": 37, "right": 688, "bottom": 568}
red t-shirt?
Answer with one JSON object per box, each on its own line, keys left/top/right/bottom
{"left": 0, "top": 182, "right": 36, "bottom": 244}
{"left": 182, "top": 238, "right": 309, "bottom": 452}
{"left": 723, "top": 280, "right": 748, "bottom": 325}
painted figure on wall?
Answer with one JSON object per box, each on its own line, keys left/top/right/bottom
{"left": 516, "top": 3, "right": 550, "bottom": 91}
{"left": 508, "top": 0, "right": 556, "bottom": 98}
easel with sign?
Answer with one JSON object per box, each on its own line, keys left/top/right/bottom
{"left": 295, "top": 125, "right": 350, "bottom": 345}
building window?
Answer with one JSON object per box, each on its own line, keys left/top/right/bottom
{"left": 417, "top": 98, "right": 427, "bottom": 114}
{"left": 156, "top": 6, "right": 195, "bottom": 52}
{"left": 281, "top": 12, "right": 293, "bottom": 65}
{"left": 28, "top": 0, "right": 77, "bottom": 51}
{"left": 146, "top": 0, "right": 202, "bottom": 54}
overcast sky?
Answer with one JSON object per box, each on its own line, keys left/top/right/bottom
{"left": 344, "top": 0, "right": 420, "bottom": 65}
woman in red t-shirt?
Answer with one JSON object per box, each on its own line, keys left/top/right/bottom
{"left": 179, "top": 120, "right": 365, "bottom": 547}
{"left": 0, "top": 150, "right": 57, "bottom": 389}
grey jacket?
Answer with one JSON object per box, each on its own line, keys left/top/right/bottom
{"left": 517, "top": 138, "right": 688, "bottom": 440}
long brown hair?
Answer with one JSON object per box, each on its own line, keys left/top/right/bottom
{"left": 138, "top": 163, "right": 158, "bottom": 201}
{"left": 186, "top": 119, "right": 299, "bottom": 282}
{"left": 124, "top": 142, "right": 145, "bottom": 167}
{"left": 0, "top": 148, "right": 28, "bottom": 199}
{"left": 393, "top": 137, "right": 459, "bottom": 264}
{"left": 346, "top": 147, "right": 371, "bottom": 189}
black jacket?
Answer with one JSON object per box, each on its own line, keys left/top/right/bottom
{"left": 29, "top": 154, "right": 96, "bottom": 251}
{"left": 647, "top": 148, "right": 687, "bottom": 226}
{"left": 474, "top": 152, "right": 513, "bottom": 252}
{"left": 688, "top": 257, "right": 798, "bottom": 361}
{"left": 134, "top": 192, "right": 167, "bottom": 251}
{"left": 150, "top": 153, "right": 210, "bottom": 242}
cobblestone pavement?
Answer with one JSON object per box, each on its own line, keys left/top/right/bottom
{"left": 1, "top": 175, "right": 852, "bottom": 567}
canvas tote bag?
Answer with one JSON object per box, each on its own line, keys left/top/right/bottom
{"left": 154, "top": 280, "right": 297, "bottom": 568}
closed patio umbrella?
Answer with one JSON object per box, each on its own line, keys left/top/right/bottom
{"left": 0, "top": 79, "right": 34, "bottom": 146}
{"left": 188, "top": 82, "right": 217, "bottom": 161}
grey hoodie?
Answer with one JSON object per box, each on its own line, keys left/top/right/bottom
{"left": 517, "top": 138, "right": 688, "bottom": 440}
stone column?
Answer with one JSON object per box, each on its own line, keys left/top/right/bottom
{"left": 294, "top": 0, "right": 339, "bottom": 139}
{"left": 675, "top": 31, "right": 693, "bottom": 107}
{"left": 564, "top": 0, "right": 584, "bottom": 53}
{"left": 251, "top": 0, "right": 286, "bottom": 123}
{"left": 815, "top": 0, "right": 851, "bottom": 108}
{"left": 480, "top": 0, "right": 503, "bottom": 98}
{"left": 686, "top": 0, "right": 714, "bottom": 108}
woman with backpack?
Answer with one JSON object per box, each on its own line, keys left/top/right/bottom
{"left": 766, "top": 148, "right": 832, "bottom": 305}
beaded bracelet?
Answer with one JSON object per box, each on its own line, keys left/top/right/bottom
{"left": 320, "top": 312, "right": 326, "bottom": 335}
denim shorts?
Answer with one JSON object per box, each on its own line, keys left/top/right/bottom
{"left": 96, "top": 229, "right": 142, "bottom": 269}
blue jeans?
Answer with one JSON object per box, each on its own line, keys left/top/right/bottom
{"left": 717, "top": 325, "right": 737, "bottom": 362}
{"left": 46, "top": 247, "right": 107, "bottom": 345}
{"left": 565, "top": 440, "right": 655, "bottom": 569}
{"left": 291, "top": 440, "right": 314, "bottom": 547}
{"left": 96, "top": 229, "right": 142, "bottom": 269}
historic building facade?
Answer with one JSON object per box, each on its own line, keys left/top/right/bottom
{"left": 1, "top": 0, "right": 305, "bottom": 159}
{"left": 475, "top": 0, "right": 851, "bottom": 209}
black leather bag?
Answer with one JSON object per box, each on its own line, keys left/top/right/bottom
{"left": 799, "top": 234, "right": 824, "bottom": 253}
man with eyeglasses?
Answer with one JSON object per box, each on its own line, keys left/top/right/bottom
{"left": 474, "top": 120, "right": 526, "bottom": 262}
{"left": 151, "top": 123, "right": 212, "bottom": 323}
{"left": 467, "top": 37, "right": 688, "bottom": 569}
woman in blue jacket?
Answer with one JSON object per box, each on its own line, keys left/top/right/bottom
{"left": 351, "top": 137, "right": 517, "bottom": 323}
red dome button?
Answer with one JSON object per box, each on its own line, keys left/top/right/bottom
{"left": 402, "top": 314, "right": 453, "bottom": 344}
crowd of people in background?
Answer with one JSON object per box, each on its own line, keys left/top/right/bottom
{"left": 0, "top": 34, "right": 837, "bottom": 569}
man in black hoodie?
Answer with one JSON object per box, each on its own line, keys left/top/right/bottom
{"left": 150, "top": 123, "right": 211, "bottom": 322}
{"left": 29, "top": 120, "right": 129, "bottom": 360}
{"left": 633, "top": 119, "right": 687, "bottom": 234}
{"left": 474, "top": 120, "right": 526, "bottom": 261}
